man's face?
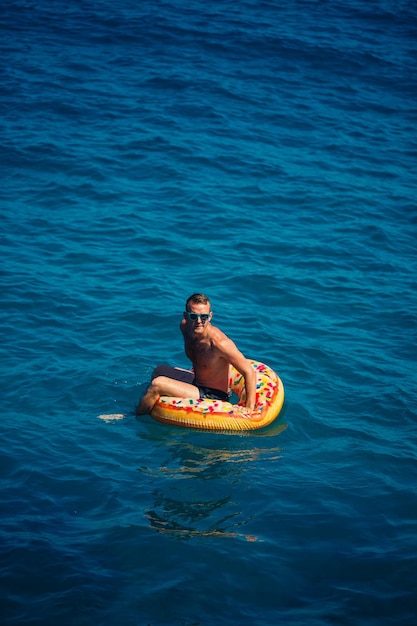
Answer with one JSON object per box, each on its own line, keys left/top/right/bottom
{"left": 184, "top": 302, "right": 212, "bottom": 334}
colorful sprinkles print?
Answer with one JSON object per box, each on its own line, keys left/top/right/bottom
{"left": 151, "top": 358, "right": 284, "bottom": 430}
{"left": 157, "top": 360, "right": 279, "bottom": 417}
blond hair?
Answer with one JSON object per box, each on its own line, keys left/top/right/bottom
{"left": 185, "top": 293, "right": 211, "bottom": 311}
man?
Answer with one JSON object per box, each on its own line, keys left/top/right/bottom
{"left": 136, "top": 293, "right": 257, "bottom": 415}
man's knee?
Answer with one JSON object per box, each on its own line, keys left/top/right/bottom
{"left": 149, "top": 376, "right": 167, "bottom": 394}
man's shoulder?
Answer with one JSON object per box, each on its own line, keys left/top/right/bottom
{"left": 208, "top": 325, "right": 231, "bottom": 347}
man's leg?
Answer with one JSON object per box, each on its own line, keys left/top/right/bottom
{"left": 151, "top": 365, "right": 194, "bottom": 383}
{"left": 135, "top": 375, "right": 200, "bottom": 415}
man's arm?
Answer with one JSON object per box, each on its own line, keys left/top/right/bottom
{"left": 234, "top": 355, "right": 257, "bottom": 410}
{"left": 217, "top": 337, "right": 257, "bottom": 410}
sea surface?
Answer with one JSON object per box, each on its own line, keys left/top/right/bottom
{"left": 1, "top": 0, "right": 416, "bottom": 624}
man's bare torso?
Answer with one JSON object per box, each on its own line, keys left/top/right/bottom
{"left": 183, "top": 325, "right": 230, "bottom": 392}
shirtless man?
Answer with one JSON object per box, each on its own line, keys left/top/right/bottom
{"left": 135, "top": 293, "right": 257, "bottom": 415}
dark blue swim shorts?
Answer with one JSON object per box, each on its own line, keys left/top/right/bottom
{"left": 152, "top": 365, "right": 230, "bottom": 401}
{"left": 196, "top": 386, "right": 230, "bottom": 401}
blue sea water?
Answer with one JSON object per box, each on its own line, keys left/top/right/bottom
{"left": 1, "top": 0, "right": 417, "bottom": 624}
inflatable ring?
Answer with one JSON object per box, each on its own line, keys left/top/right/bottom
{"left": 150, "top": 360, "right": 284, "bottom": 431}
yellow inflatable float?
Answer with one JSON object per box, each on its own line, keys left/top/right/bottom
{"left": 150, "top": 360, "right": 284, "bottom": 431}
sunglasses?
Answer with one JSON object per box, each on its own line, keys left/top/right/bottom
{"left": 185, "top": 311, "right": 211, "bottom": 323}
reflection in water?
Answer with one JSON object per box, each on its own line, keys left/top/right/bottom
{"left": 145, "top": 493, "right": 259, "bottom": 542}
{"left": 141, "top": 443, "right": 285, "bottom": 481}
{"left": 138, "top": 420, "right": 288, "bottom": 542}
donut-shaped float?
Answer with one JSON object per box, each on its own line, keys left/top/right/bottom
{"left": 150, "top": 360, "right": 284, "bottom": 431}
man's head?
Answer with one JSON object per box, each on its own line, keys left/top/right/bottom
{"left": 184, "top": 293, "right": 212, "bottom": 329}
{"left": 185, "top": 293, "right": 211, "bottom": 312}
